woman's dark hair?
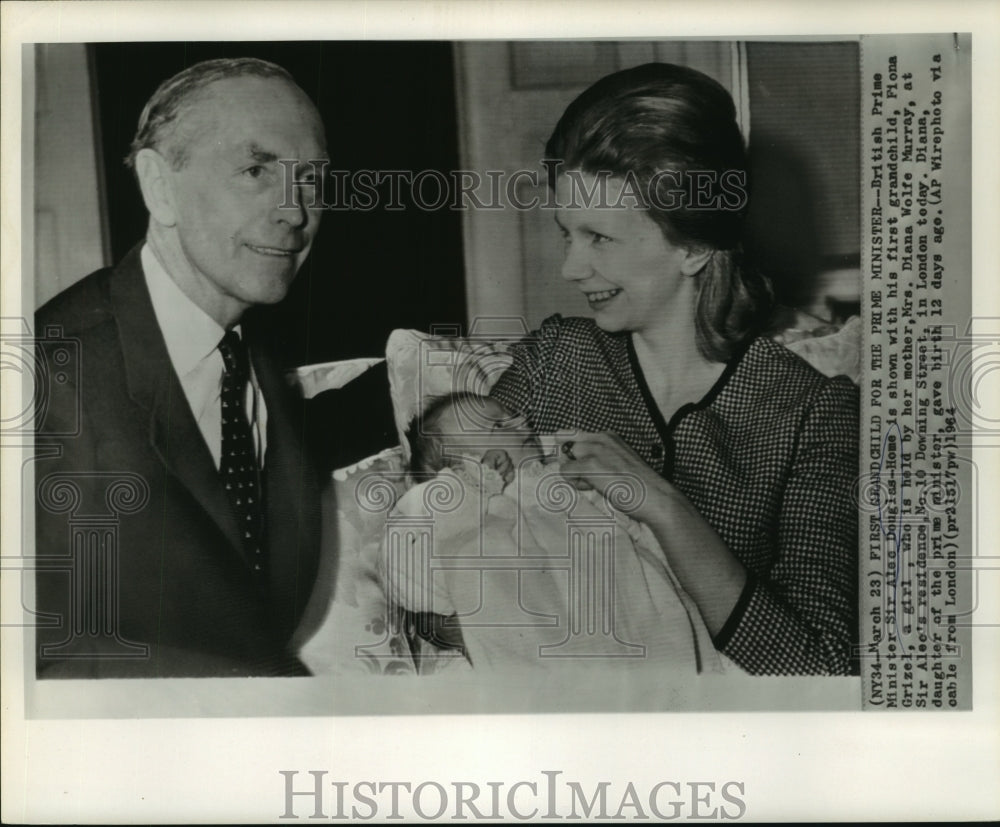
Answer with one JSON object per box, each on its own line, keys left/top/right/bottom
{"left": 545, "top": 62, "right": 773, "bottom": 361}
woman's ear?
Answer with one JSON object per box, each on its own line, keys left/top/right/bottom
{"left": 680, "top": 245, "right": 715, "bottom": 277}
{"left": 134, "top": 148, "right": 178, "bottom": 228}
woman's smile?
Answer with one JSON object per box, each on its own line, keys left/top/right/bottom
{"left": 555, "top": 171, "right": 699, "bottom": 335}
{"left": 584, "top": 287, "right": 623, "bottom": 308}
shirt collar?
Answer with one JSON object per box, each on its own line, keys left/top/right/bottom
{"left": 141, "top": 244, "right": 229, "bottom": 378}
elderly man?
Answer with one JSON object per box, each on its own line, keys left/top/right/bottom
{"left": 34, "top": 58, "right": 328, "bottom": 677}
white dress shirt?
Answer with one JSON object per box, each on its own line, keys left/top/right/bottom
{"left": 142, "top": 244, "right": 267, "bottom": 469}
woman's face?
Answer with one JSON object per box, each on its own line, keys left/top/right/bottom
{"left": 554, "top": 171, "right": 695, "bottom": 336}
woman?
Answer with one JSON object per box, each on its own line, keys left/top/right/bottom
{"left": 490, "top": 63, "right": 859, "bottom": 675}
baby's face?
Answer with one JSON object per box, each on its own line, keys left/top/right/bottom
{"left": 433, "top": 397, "right": 544, "bottom": 469}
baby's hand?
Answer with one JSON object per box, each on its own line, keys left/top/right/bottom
{"left": 480, "top": 449, "right": 515, "bottom": 486}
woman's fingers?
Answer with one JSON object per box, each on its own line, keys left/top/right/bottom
{"left": 556, "top": 432, "right": 630, "bottom": 467}
{"left": 556, "top": 435, "right": 617, "bottom": 485}
{"left": 555, "top": 432, "right": 658, "bottom": 507}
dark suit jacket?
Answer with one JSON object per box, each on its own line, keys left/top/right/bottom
{"left": 34, "top": 245, "right": 322, "bottom": 678}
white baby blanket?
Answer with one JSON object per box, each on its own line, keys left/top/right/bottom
{"left": 380, "top": 459, "right": 721, "bottom": 673}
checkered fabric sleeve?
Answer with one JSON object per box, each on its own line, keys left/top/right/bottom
{"left": 490, "top": 315, "right": 665, "bottom": 470}
{"left": 713, "top": 377, "right": 859, "bottom": 674}
{"left": 487, "top": 317, "right": 552, "bottom": 421}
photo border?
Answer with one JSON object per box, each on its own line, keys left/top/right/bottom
{"left": 2, "top": 1, "right": 998, "bottom": 822}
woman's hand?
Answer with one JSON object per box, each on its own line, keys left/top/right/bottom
{"left": 556, "top": 431, "right": 748, "bottom": 636}
{"left": 555, "top": 431, "right": 670, "bottom": 522}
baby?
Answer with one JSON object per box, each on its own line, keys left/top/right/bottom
{"left": 385, "top": 392, "right": 720, "bottom": 673}
{"left": 398, "top": 392, "right": 545, "bottom": 659}
{"left": 406, "top": 391, "right": 547, "bottom": 487}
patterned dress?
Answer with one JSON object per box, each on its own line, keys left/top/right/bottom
{"left": 490, "top": 314, "right": 859, "bottom": 675}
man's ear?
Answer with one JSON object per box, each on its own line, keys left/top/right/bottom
{"left": 680, "top": 245, "right": 715, "bottom": 277}
{"left": 134, "top": 148, "right": 178, "bottom": 227}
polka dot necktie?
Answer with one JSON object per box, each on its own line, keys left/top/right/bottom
{"left": 218, "top": 330, "right": 266, "bottom": 582}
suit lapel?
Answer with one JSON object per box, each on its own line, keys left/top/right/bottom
{"left": 109, "top": 245, "right": 246, "bottom": 558}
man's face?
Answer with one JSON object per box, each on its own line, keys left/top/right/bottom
{"left": 159, "top": 75, "right": 327, "bottom": 326}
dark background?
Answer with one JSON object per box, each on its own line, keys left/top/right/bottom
{"left": 744, "top": 41, "right": 860, "bottom": 313}
{"left": 92, "top": 42, "right": 468, "bottom": 468}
